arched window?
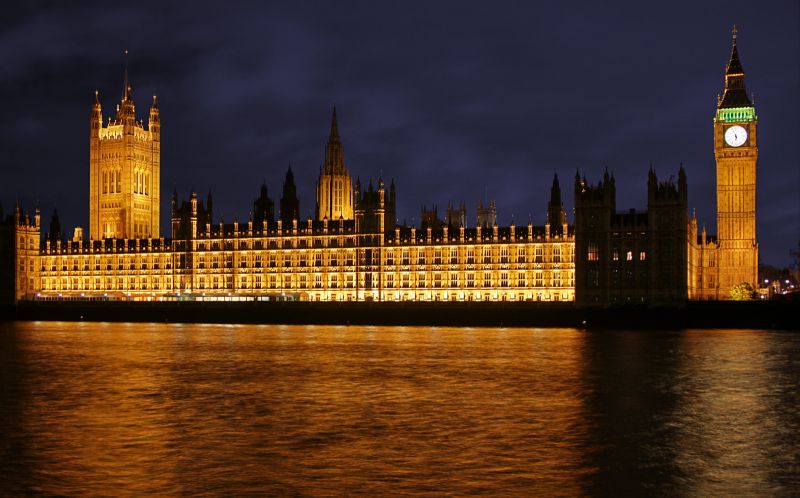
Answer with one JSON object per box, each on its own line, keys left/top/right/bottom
{"left": 102, "top": 171, "right": 108, "bottom": 194}
{"left": 134, "top": 171, "right": 139, "bottom": 194}
{"left": 116, "top": 170, "right": 121, "bottom": 193}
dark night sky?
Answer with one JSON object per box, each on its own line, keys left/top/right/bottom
{"left": 1, "top": 1, "right": 797, "bottom": 266}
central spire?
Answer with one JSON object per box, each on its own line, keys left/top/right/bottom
{"left": 323, "top": 106, "right": 346, "bottom": 174}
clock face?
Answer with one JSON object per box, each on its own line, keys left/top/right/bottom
{"left": 724, "top": 125, "right": 748, "bottom": 147}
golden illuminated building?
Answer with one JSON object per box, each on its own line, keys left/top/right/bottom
{"left": 5, "top": 30, "right": 760, "bottom": 304}
{"left": 8, "top": 89, "right": 574, "bottom": 303}
{"left": 316, "top": 108, "right": 354, "bottom": 221}
{"left": 688, "top": 27, "right": 759, "bottom": 299}
{"left": 89, "top": 65, "right": 161, "bottom": 240}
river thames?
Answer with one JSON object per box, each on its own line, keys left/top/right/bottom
{"left": 1, "top": 322, "right": 798, "bottom": 495}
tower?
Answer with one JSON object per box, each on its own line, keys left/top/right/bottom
{"left": 316, "top": 107, "right": 354, "bottom": 221}
{"left": 253, "top": 183, "right": 275, "bottom": 226}
{"left": 280, "top": 164, "right": 300, "bottom": 225}
{"left": 713, "top": 26, "right": 758, "bottom": 294}
{"left": 547, "top": 173, "right": 565, "bottom": 236}
{"left": 89, "top": 56, "right": 160, "bottom": 240}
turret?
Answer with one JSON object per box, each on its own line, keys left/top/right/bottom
{"left": 547, "top": 173, "right": 563, "bottom": 236}
{"left": 190, "top": 191, "right": 198, "bottom": 239}
{"left": 280, "top": 165, "right": 299, "bottom": 225}
{"left": 90, "top": 89, "right": 102, "bottom": 135}
{"left": 149, "top": 95, "right": 160, "bottom": 138}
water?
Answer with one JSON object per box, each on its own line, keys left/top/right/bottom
{"left": 1, "top": 322, "right": 798, "bottom": 496}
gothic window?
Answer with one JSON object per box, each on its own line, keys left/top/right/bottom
{"left": 588, "top": 243, "right": 599, "bottom": 262}
{"left": 517, "top": 247, "right": 525, "bottom": 263}
{"left": 535, "top": 246, "right": 543, "bottom": 263}
{"left": 612, "top": 248, "right": 619, "bottom": 261}
{"left": 102, "top": 171, "right": 108, "bottom": 194}
{"left": 639, "top": 251, "right": 646, "bottom": 261}
{"left": 450, "top": 273, "right": 457, "bottom": 287}
{"left": 626, "top": 251, "right": 633, "bottom": 261}
{"left": 116, "top": 171, "right": 121, "bottom": 193}
{"left": 500, "top": 247, "right": 508, "bottom": 263}
{"left": 450, "top": 248, "right": 457, "bottom": 264}
{"left": 500, "top": 272, "right": 508, "bottom": 287}
{"left": 484, "top": 272, "right": 491, "bottom": 287}
{"left": 553, "top": 246, "right": 561, "bottom": 263}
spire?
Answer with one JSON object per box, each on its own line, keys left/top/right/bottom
{"left": 719, "top": 25, "right": 752, "bottom": 109}
{"left": 280, "top": 163, "right": 300, "bottom": 225}
{"left": 726, "top": 25, "right": 744, "bottom": 76}
{"left": 323, "top": 106, "right": 346, "bottom": 175}
{"left": 330, "top": 105, "right": 339, "bottom": 141}
{"left": 122, "top": 49, "right": 131, "bottom": 102}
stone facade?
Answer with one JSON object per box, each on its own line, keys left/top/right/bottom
{"left": 89, "top": 71, "right": 160, "bottom": 240}
{"left": 688, "top": 28, "right": 759, "bottom": 299}
{"left": 574, "top": 168, "right": 688, "bottom": 305}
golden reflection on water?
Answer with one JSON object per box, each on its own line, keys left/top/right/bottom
{"left": 1, "top": 323, "right": 798, "bottom": 495}
{"left": 2, "top": 323, "right": 593, "bottom": 496}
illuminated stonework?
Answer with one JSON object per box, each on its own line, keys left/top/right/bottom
{"left": 10, "top": 96, "right": 575, "bottom": 304}
{"left": 688, "top": 28, "right": 758, "bottom": 299}
{"left": 89, "top": 71, "right": 160, "bottom": 240}
{"left": 316, "top": 108, "right": 354, "bottom": 221}
{"left": 8, "top": 32, "right": 762, "bottom": 305}
{"left": 29, "top": 217, "right": 574, "bottom": 303}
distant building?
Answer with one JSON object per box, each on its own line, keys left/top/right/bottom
{"left": 445, "top": 202, "right": 466, "bottom": 229}
{"left": 476, "top": 200, "right": 497, "bottom": 229}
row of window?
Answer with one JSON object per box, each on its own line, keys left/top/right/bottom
{"left": 586, "top": 243, "right": 647, "bottom": 262}
{"left": 40, "top": 270, "right": 572, "bottom": 293}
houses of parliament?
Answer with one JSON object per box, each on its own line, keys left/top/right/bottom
{"left": 1, "top": 30, "right": 759, "bottom": 305}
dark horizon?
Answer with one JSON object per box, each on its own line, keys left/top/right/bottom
{"left": 1, "top": 2, "right": 797, "bottom": 266}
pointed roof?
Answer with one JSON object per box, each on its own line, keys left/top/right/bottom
{"left": 322, "top": 106, "right": 347, "bottom": 175}
{"left": 719, "top": 25, "right": 753, "bottom": 109}
{"left": 329, "top": 106, "right": 339, "bottom": 141}
{"left": 726, "top": 25, "right": 744, "bottom": 75}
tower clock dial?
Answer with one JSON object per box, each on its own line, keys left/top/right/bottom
{"left": 724, "top": 125, "right": 748, "bottom": 147}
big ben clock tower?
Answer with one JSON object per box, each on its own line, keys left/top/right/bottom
{"left": 713, "top": 26, "right": 758, "bottom": 295}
